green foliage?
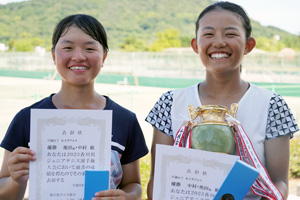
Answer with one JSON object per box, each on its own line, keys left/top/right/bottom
{"left": 8, "top": 32, "right": 46, "bottom": 52}
{"left": 119, "top": 35, "right": 146, "bottom": 51}
{"left": 0, "top": 0, "right": 299, "bottom": 52}
{"left": 14, "top": 38, "right": 33, "bottom": 51}
{"left": 281, "top": 36, "right": 300, "bottom": 51}
{"left": 252, "top": 21, "right": 300, "bottom": 51}
{"left": 140, "top": 154, "right": 151, "bottom": 200}
{"left": 290, "top": 137, "right": 300, "bottom": 178}
{"left": 255, "top": 37, "right": 286, "bottom": 52}
{"left": 180, "top": 36, "right": 193, "bottom": 47}
{"left": 148, "top": 29, "right": 181, "bottom": 51}
{"left": 0, "top": 0, "right": 213, "bottom": 51}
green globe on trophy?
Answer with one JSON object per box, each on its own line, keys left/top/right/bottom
{"left": 187, "top": 104, "right": 238, "bottom": 154}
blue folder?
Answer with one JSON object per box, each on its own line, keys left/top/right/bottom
{"left": 213, "top": 160, "right": 259, "bottom": 200}
{"left": 84, "top": 170, "right": 109, "bottom": 200}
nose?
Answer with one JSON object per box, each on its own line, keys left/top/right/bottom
{"left": 72, "top": 48, "right": 86, "bottom": 61}
{"left": 212, "top": 36, "right": 226, "bottom": 48}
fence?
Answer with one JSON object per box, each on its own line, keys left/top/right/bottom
{"left": 0, "top": 50, "right": 299, "bottom": 88}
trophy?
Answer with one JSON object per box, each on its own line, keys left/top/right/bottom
{"left": 187, "top": 104, "right": 238, "bottom": 154}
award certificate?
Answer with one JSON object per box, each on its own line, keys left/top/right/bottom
{"left": 29, "top": 109, "right": 112, "bottom": 200}
{"left": 153, "top": 144, "right": 239, "bottom": 200}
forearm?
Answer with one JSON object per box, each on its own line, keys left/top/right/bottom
{"left": 147, "top": 177, "right": 153, "bottom": 200}
{"left": 264, "top": 135, "right": 290, "bottom": 200}
{"left": 273, "top": 180, "right": 288, "bottom": 200}
{"left": 0, "top": 177, "right": 27, "bottom": 200}
{"left": 121, "top": 182, "right": 142, "bottom": 200}
{"left": 259, "top": 180, "right": 288, "bottom": 200}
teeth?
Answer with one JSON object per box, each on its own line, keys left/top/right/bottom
{"left": 211, "top": 53, "right": 229, "bottom": 59}
{"left": 69, "top": 66, "right": 88, "bottom": 70}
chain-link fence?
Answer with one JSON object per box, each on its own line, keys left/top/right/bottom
{"left": 0, "top": 51, "right": 299, "bottom": 83}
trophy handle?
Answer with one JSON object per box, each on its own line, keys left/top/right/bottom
{"left": 187, "top": 105, "right": 200, "bottom": 120}
{"left": 228, "top": 103, "right": 238, "bottom": 118}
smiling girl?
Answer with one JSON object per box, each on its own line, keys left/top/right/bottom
{"left": 0, "top": 14, "right": 148, "bottom": 200}
{"left": 146, "top": 2, "right": 298, "bottom": 200}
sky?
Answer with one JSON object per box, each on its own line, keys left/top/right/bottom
{"left": 0, "top": 0, "right": 25, "bottom": 4}
{"left": 1, "top": 0, "right": 299, "bottom": 35}
{"left": 223, "top": 0, "right": 300, "bottom": 35}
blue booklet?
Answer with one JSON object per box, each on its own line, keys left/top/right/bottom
{"left": 84, "top": 170, "right": 109, "bottom": 199}
{"left": 213, "top": 160, "right": 259, "bottom": 200}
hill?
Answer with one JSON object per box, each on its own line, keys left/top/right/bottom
{"left": 0, "top": 0, "right": 299, "bottom": 51}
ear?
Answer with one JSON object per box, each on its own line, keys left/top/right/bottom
{"left": 51, "top": 48, "right": 56, "bottom": 65}
{"left": 102, "top": 52, "right": 108, "bottom": 63}
{"left": 244, "top": 37, "right": 256, "bottom": 55}
{"left": 100, "top": 52, "right": 108, "bottom": 68}
{"left": 191, "top": 38, "right": 199, "bottom": 54}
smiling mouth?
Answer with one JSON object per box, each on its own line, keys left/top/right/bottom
{"left": 69, "top": 66, "right": 88, "bottom": 70}
{"left": 210, "top": 53, "right": 230, "bottom": 59}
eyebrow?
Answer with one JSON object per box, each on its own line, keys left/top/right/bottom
{"left": 60, "top": 40, "right": 98, "bottom": 45}
{"left": 201, "top": 26, "right": 239, "bottom": 31}
{"left": 201, "top": 26, "right": 214, "bottom": 31}
{"left": 60, "top": 40, "right": 73, "bottom": 44}
{"left": 225, "top": 27, "right": 239, "bottom": 31}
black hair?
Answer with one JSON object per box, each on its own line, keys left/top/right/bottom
{"left": 52, "top": 14, "right": 109, "bottom": 52}
{"left": 195, "top": 1, "right": 252, "bottom": 40}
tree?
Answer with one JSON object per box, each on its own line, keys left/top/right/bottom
{"left": 149, "top": 29, "right": 181, "bottom": 51}
{"left": 180, "top": 36, "right": 192, "bottom": 47}
{"left": 119, "top": 35, "right": 146, "bottom": 51}
{"left": 10, "top": 32, "right": 45, "bottom": 52}
{"left": 255, "top": 37, "right": 285, "bottom": 51}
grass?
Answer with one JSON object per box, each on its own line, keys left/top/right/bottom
{"left": 140, "top": 154, "right": 151, "bottom": 200}
{"left": 290, "top": 137, "right": 300, "bottom": 178}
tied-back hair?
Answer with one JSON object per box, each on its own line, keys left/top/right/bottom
{"left": 52, "top": 14, "right": 109, "bottom": 52}
{"left": 195, "top": 1, "right": 252, "bottom": 41}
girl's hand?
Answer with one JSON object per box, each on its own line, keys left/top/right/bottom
{"left": 92, "top": 189, "right": 128, "bottom": 200}
{"left": 7, "top": 147, "right": 36, "bottom": 184}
